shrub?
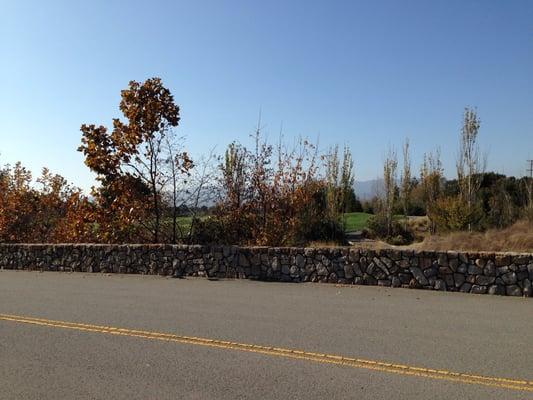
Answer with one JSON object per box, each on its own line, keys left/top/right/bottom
{"left": 365, "top": 213, "right": 414, "bottom": 245}
{"left": 429, "top": 196, "right": 483, "bottom": 232}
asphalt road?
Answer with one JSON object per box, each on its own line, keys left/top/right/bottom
{"left": 1, "top": 270, "right": 532, "bottom": 399}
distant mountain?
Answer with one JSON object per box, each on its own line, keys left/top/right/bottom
{"left": 354, "top": 179, "right": 384, "bottom": 200}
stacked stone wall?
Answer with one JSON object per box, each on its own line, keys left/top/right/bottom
{"left": 1, "top": 244, "right": 532, "bottom": 297}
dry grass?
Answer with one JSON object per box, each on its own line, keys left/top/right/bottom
{"left": 307, "top": 241, "right": 350, "bottom": 248}
{"left": 406, "top": 216, "right": 430, "bottom": 233}
{"left": 311, "top": 218, "right": 533, "bottom": 253}
{"left": 417, "top": 219, "right": 533, "bottom": 253}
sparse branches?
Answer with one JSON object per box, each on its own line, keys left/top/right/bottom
{"left": 524, "top": 177, "right": 533, "bottom": 222}
{"left": 221, "top": 142, "right": 248, "bottom": 209}
{"left": 325, "top": 144, "right": 355, "bottom": 227}
{"left": 400, "top": 138, "right": 412, "bottom": 219}
{"left": 420, "top": 148, "right": 443, "bottom": 233}
{"left": 457, "top": 107, "right": 484, "bottom": 230}
{"left": 383, "top": 147, "right": 398, "bottom": 237}
{"left": 162, "top": 131, "right": 194, "bottom": 243}
{"left": 208, "top": 130, "right": 342, "bottom": 246}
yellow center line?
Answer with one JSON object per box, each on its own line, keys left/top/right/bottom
{"left": 1, "top": 313, "right": 532, "bottom": 393}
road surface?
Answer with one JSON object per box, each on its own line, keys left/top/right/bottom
{"left": 0, "top": 270, "right": 532, "bottom": 399}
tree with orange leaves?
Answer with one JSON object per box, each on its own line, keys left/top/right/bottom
{"left": 0, "top": 162, "right": 94, "bottom": 243}
{"left": 78, "top": 77, "right": 192, "bottom": 243}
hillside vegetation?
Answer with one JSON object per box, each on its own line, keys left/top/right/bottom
{"left": 417, "top": 220, "right": 533, "bottom": 253}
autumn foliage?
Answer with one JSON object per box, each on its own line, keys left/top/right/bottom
{"left": 3, "top": 77, "right": 529, "bottom": 247}
{"left": 1, "top": 77, "right": 348, "bottom": 245}
{"left": 192, "top": 134, "right": 346, "bottom": 246}
{"left": 0, "top": 163, "right": 94, "bottom": 243}
{"left": 78, "top": 78, "right": 192, "bottom": 243}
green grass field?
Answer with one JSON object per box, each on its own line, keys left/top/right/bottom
{"left": 342, "top": 212, "right": 372, "bottom": 232}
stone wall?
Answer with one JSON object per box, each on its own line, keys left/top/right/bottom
{"left": 1, "top": 244, "right": 532, "bottom": 297}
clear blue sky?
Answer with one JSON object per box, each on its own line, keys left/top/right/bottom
{"left": 1, "top": 0, "right": 532, "bottom": 191}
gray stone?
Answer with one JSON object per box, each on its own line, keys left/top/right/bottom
{"left": 453, "top": 273, "right": 465, "bottom": 288}
{"left": 457, "top": 263, "right": 468, "bottom": 274}
{"left": 438, "top": 266, "right": 453, "bottom": 275}
{"left": 497, "top": 265, "right": 510, "bottom": 275}
{"left": 506, "top": 285, "right": 522, "bottom": 297}
{"left": 423, "top": 266, "right": 438, "bottom": 278}
{"left": 289, "top": 265, "right": 299, "bottom": 277}
{"left": 516, "top": 271, "right": 529, "bottom": 281}
{"left": 398, "top": 259, "right": 410, "bottom": 269}
{"left": 372, "top": 257, "right": 390, "bottom": 275}
{"left": 343, "top": 265, "right": 354, "bottom": 280}
{"left": 420, "top": 258, "right": 432, "bottom": 269}
{"left": 513, "top": 255, "right": 529, "bottom": 265}
{"left": 470, "top": 285, "right": 487, "bottom": 294}
{"left": 409, "top": 278, "right": 421, "bottom": 289}
{"left": 475, "top": 258, "right": 487, "bottom": 268}
{"left": 316, "top": 264, "right": 328, "bottom": 276}
{"left": 522, "top": 279, "right": 532, "bottom": 297}
{"left": 398, "top": 273, "right": 411, "bottom": 284}
{"left": 353, "top": 263, "right": 363, "bottom": 277}
{"left": 444, "top": 274, "right": 454, "bottom": 288}
{"left": 475, "top": 275, "right": 495, "bottom": 286}
{"left": 487, "top": 284, "right": 505, "bottom": 296}
{"left": 348, "top": 251, "right": 360, "bottom": 263}
{"left": 367, "top": 263, "right": 387, "bottom": 280}
{"left": 363, "top": 274, "right": 377, "bottom": 285}
{"left": 391, "top": 277, "right": 401, "bottom": 287}
{"left": 437, "top": 253, "right": 448, "bottom": 267}
{"left": 501, "top": 272, "right": 517, "bottom": 285}
{"left": 449, "top": 258, "right": 459, "bottom": 271}
{"left": 239, "top": 254, "right": 250, "bottom": 267}
{"left": 459, "top": 283, "right": 472, "bottom": 293}
{"left": 447, "top": 251, "right": 459, "bottom": 259}
{"left": 495, "top": 255, "right": 510, "bottom": 266}
{"left": 434, "top": 279, "right": 447, "bottom": 291}
{"left": 381, "top": 257, "right": 393, "bottom": 270}
{"left": 484, "top": 261, "right": 497, "bottom": 277}
{"left": 409, "top": 267, "right": 429, "bottom": 286}
{"left": 467, "top": 264, "right": 483, "bottom": 275}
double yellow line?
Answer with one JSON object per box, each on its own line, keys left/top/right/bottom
{"left": 1, "top": 313, "right": 532, "bottom": 393}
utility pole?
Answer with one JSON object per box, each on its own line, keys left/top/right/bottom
{"left": 528, "top": 160, "right": 533, "bottom": 178}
